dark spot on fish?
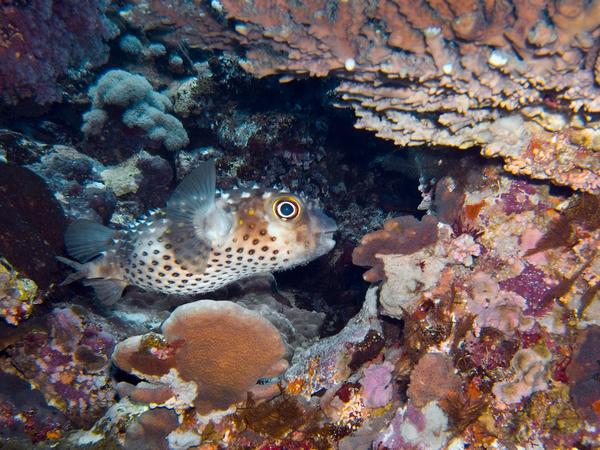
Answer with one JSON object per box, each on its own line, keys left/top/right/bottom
{"left": 149, "top": 268, "right": 155, "bottom": 273}
{"left": 172, "top": 272, "right": 180, "bottom": 277}
{"left": 227, "top": 254, "right": 233, "bottom": 258}
{"left": 181, "top": 280, "right": 188, "bottom": 284}
{"left": 270, "top": 257, "right": 276, "bottom": 261}
{"left": 157, "top": 237, "right": 164, "bottom": 242}
{"left": 249, "top": 223, "right": 255, "bottom": 229}
{"left": 162, "top": 255, "right": 171, "bottom": 260}
{"left": 258, "top": 256, "right": 265, "bottom": 260}
{"left": 165, "top": 243, "right": 172, "bottom": 250}
{"left": 252, "top": 239, "right": 259, "bottom": 245}
{"left": 186, "top": 273, "right": 193, "bottom": 277}
{"left": 151, "top": 260, "right": 158, "bottom": 266}
{"left": 153, "top": 250, "right": 160, "bottom": 255}
{"left": 167, "top": 280, "right": 175, "bottom": 284}
{"left": 148, "top": 240, "right": 154, "bottom": 245}
{"left": 124, "top": 268, "right": 130, "bottom": 273}
{"left": 249, "top": 249, "right": 255, "bottom": 255}
{"left": 237, "top": 248, "right": 244, "bottom": 253}
{"left": 225, "top": 247, "right": 232, "bottom": 252}
{"left": 261, "top": 246, "right": 269, "bottom": 251}
{"left": 271, "top": 237, "right": 277, "bottom": 241}
{"left": 243, "top": 235, "right": 249, "bottom": 240}
{"left": 237, "top": 256, "right": 243, "bottom": 261}
{"left": 273, "top": 250, "right": 279, "bottom": 255}
{"left": 164, "top": 265, "right": 172, "bottom": 271}
{"left": 283, "top": 258, "right": 289, "bottom": 262}
{"left": 133, "top": 253, "right": 138, "bottom": 258}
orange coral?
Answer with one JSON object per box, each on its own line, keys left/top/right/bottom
{"left": 112, "top": 300, "right": 288, "bottom": 415}
{"left": 123, "top": 0, "right": 600, "bottom": 193}
{"left": 352, "top": 215, "right": 438, "bottom": 282}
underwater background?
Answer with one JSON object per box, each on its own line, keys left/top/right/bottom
{"left": 0, "top": 1, "right": 599, "bottom": 449}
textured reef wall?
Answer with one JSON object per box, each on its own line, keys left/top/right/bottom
{"left": 0, "top": 0, "right": 599, "bottom": 449}
{"left": 123, "top": 0, "right": 600, "bottom": 194}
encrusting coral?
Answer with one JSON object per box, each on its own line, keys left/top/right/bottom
{"left": 121, "top": 0, "right": 600, "bottom": 193}
{"left": 112, "top": 300, "right": 288, "bottom": 416}
{"left": 0, "top": 0, "right": 116, "bottom": 105}
{"left": 0, "top": 258, "right": 39, "bottom": 326}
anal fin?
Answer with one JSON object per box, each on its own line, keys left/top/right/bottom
{"left": 83, "top": 278, "right": 128, "bottom": 305}
{"left": 56, "top": 256, "right": 87, "bottom": 285}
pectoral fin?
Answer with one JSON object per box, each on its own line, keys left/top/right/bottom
{"left": 64, "top": 220, "right": 116, "bottom": 262}
{"left": 83, "top": 278, "right": 128, "bottom": 305}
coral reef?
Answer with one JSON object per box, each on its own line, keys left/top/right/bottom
{"left": 0, "top": 306, "right": 116, "bottom": 428}
{"left": 0, "top": 0, "right": 116, "bottom": 105}
{"left": 0, "top": 1, "right": 598, "bottom": 448}
{"left": 121, "top": 0, "right": 600, "bottom": 193}
{"left": 351, "top": 158, "right": 600, "bottom": 448}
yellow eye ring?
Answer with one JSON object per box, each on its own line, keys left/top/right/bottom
{"left": 273, "top": 196, "right": 301, "bottom": 221}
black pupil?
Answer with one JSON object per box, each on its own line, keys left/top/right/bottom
{"left": 279, "top": 202, "right": 295, "bottom": 217}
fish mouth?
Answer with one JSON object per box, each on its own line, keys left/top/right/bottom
{"left": 317, "top": 230, "right": 337, "bottom": 252}
{"left": 309, "top": 208, "right": 337, "bottom": 253}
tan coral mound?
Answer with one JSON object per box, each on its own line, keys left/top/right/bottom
{"left": 124, "top": 0, "right": 600, "bottom": 193}
{"left": 112, "top": 300, "right": 288, "bottom": 415}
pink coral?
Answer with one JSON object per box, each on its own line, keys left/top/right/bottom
{"left": 361, "top": 361, "right": 394, "bottom": 408}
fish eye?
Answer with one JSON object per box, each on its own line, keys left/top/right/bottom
{"left": 273, "top": 197, "right": 301, "bottom": 221}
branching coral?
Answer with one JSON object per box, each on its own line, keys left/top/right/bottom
{"left": 112, "top": 300, "right": 288, "bottom": 416}
{"left": 82, "top": 70, "right": 189, "bottom": 151}
{"left": 121, "top": 0, "right": 600, "bottom": 193}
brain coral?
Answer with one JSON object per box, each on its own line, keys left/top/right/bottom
{"left": 112, "top": 300, "right": 288, "bottom": 415}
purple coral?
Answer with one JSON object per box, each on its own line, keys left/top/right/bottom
{"left": 361, "top": 361, "right": 394, "bottom": 408}
{"left": 0, "top": 0, "right": 116, "bottom": 105}
{"left": 499, "top": 264, "right": 555, "bottom": 316}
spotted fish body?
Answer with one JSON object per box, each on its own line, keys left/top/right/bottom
{"left": 62, "top": 160, "right": 337, "bottom": 303}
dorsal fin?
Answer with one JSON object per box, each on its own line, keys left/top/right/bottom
{"left": 164, "top": 160, "right": 220, "bottom": 269}
{"left": 167, "top": 159, "right": 216, "bottom": 223}
{"left": 64, "top": 220, "right": 116, "bottom": 262}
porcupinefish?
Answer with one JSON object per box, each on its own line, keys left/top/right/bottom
{"left": 60, "top": 160, "right": 337, "bottom": 304}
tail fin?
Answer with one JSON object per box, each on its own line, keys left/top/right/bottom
{"left": 64, "top": 220, "right": 115, "bottom": 262}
